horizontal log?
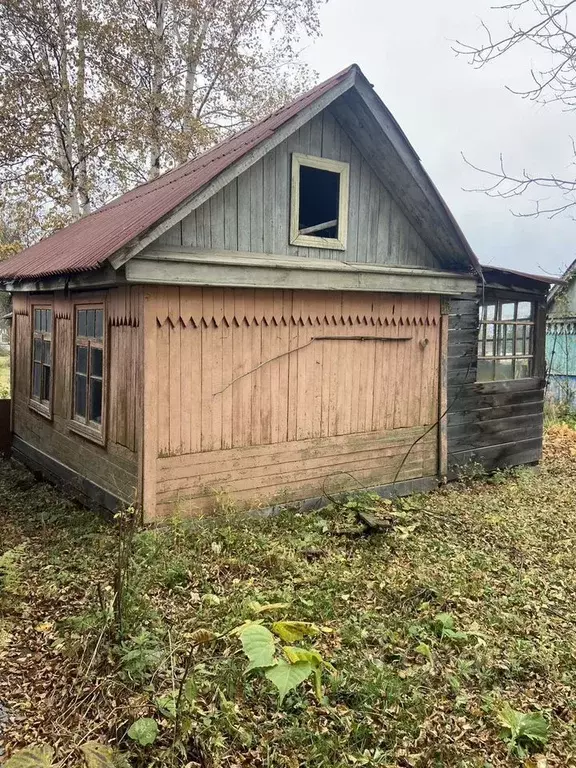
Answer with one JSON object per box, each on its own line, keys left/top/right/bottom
{"left": 448, "top": 399, "right": 544, "bottom": 426}
{"left": 448, "top": 437, "right": 542, "bottom": 477}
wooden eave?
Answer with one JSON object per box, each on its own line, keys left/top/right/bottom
{"left": 125, "top": 247, "right": 478, "bottom": 296}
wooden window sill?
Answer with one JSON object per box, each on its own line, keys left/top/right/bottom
{"left": 29, "top": 399, "right": 52, "bottom": 421}
{"left": 69, "top": 419, "right": 106, "bottom": 446}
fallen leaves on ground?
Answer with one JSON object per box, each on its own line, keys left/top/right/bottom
{"left": 1, "top": 428, "right": 576, "bottom": 766}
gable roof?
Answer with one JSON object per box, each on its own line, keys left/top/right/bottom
{"left": 0, "top": 64, "right": 481, "bottom": 282}
{"left": 548, "top": 258, "right": 575, "bottom": 306}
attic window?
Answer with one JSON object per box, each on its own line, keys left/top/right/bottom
{"left": 290, "top": 153, "right": 349, "bottom": 250}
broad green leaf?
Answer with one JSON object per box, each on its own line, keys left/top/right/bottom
{"left": 127, "top": 717, "right": 158, "bottom": 746}
{"left": 498, "top": 703, "right": 549, "bottom": 745}
{"left": 265, "top": 659, "right": 313, "bottom": 702}
{"left": 5, "top": 745, "right": 54, "bottom": 768}
{"left": 434, "top": 613, "right": 455, "bottom": 632}
{"left": 271, "top": 621, "right": 321, "bottom": 643}
{"left": 80, "top": 741, "right": 116, "bottom": 768}
{"left": 283, "top": 646, "right": 323, "bottom": 666}
{"left": 239, "top": 623, "right": 276, "bottom": 670}
{"left": 184, "top": 677, "right": 196, "bottom": 706}
{"left": 155, "top": 693, "right": 177, "bottom": 719}
{"left": 415, "top": 642, "right": 432, "bottom": 661}
{"left": 228, "top": 619, "right": 264, "bottom": 636}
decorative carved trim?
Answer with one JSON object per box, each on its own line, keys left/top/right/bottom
{"left": 108, "top": 286, "right": 142, "bottom": 327}
{"left": 153, "top": 287, "right": 439, "bottom": 329}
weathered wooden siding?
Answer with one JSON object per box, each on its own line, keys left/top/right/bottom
{"left": 156, "top": 109, "right": 439, "bottom": 268}
{"left": 11, "top": 287, "right": 143, "bottom": 505}
{"left": 143, "top": 286, "right": 441, "bottom": 518}
{"left": 447, "top": 297, "right": 545, "bottom": 475}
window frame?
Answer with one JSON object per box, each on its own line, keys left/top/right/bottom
{"left": 477, "top": 297, "right": 536, "bottom": 382}
{"left": 289, "top": 152, "right": 350, "bottom": 251}
{"left": 29, "top": 304, "right": 54, "bottom": 419}
{"left": 69, "top": 302, "right": 107, "bottom": 445}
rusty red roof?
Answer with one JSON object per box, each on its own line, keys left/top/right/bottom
{"left": 0, "top": 66, "right": 356, "bottom": 281}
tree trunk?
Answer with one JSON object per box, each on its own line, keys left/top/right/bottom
{"left": 75, "top": 0, "right": 91, "bottom": 214}
{"left": 56, "top": 0, "right": 80, "bottom": 216}
{"left": 148, "top": 0, "right": 166, "bottom": 180}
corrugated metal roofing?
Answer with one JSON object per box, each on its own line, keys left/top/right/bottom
{"left": 0, "top": 66, "right": 355, "bottom": 281}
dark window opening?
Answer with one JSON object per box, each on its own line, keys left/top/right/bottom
{"left": 31, "top": 307, "right": 52, "bottom": 408}
{"left": 298, "top": 165, "right": 340, "bottom": 239}
{"left": 74, "top": 307, "right": 104, "bottom": 429}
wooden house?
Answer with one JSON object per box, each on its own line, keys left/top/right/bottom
{"left": 0, "top": 65, "right": 557, "bottom": 521}
{"left": 546, "top": 261, "right": 576, "bottom": 404}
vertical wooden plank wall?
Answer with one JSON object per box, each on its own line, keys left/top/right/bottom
{"left": 146, "top": 286, "right": 441, "bottom": 518}
{"left": 447, "top": 295, "right": 547, "bottom": 475}
{"left": 156, "top": 108, "right": 438, "bottom": 269}
{"left": 11, "top": 287, "right": 143, "bottom": 505}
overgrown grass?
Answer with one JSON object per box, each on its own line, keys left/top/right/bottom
{"left": 3, "top": 428, "right": 576, "bottom": 766}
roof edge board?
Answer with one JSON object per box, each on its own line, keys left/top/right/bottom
{"left": 109, "top": 68, "right": 359, "bottom": 271}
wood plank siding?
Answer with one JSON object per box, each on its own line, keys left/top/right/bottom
{"left": 446, "top": 297, "right": 546, "bottom": 476}
{"left": 143, "top": 286, "right": 441, "bottom": 518}
{"left": 156, "top": 109, "right": 439, "bottom": 269}
{"left": 11, "top": 288, "right": 142, "bottom": 505}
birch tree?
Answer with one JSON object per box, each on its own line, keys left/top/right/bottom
{"left": 0, "top": 0, "right": 323, "bottom": 235}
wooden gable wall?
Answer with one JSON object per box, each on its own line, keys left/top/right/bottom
{"left": 155, "top": 109, "right": 439, "bottom": 268}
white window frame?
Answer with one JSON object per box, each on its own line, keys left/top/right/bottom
{"left": 290, "top": 153, "right": 350, "bottom": 251}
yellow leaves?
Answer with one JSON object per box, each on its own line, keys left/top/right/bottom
{"left": 525, "top": 755, "right": 547, "bottom": 768}
{"left": 34, "top": 622, "right": 54, "bottom": 634}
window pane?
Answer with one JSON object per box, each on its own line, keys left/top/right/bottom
{"left": 45, "top": 309, "right": 52, "bottom": 331}
{"left": 76, "top": 345, "right": 88, "bottom": 374}
{"left": 505, "top": 325, "right": 514, "bottom": 355}
{"left": 90, "top": 346, "right": 103, "bottom": 378}
{"left": 478, "top": 340, "right": 483, "bottom": 357}
{"left": 41, "top": 365, "right": 51, "bottom": 401}
{"left": 75, "top": 374, "right": 87, "bottom": 419}
{"left": 515, "top": 358, "right": 531, "bottom": 379}
{"left": 77, "top": 309, "right": 87, "bottom": 337}
{"left": 33, "top": 337, "right": 43, "bottom": 362}
{"left": 94, "top": 310, "right": 103, "bottom": 341}
{"left": 32, "top": 362, "right": 41, "bottom": 398}
{"left": 43, "top": 339, "right": 51, "bottom": 365}
{"left": 500, "top": 303, "right": 515, "bottom": 320}
{"left": 525, "top": 325, "right": 533, "bottom": 355}
{"left": 86, "top": 309, "right": 95, "bottom": 338}
{"left": 517, "top": 302, "right": 532, "bottom": 320}
{"left": 494, "top": 359, "right": 513, "bottom": 381}
{"left": 485, "top": 323, "right": 494, "bottom": 341}
{"left": 483, "top": 304, "right": 495, "bottom": 321}
{"left": 34, "top": 309, "right": 41, "bottom": 331}
{"left": 89, "top": 377, "right": 103, "bottom": 424}
{"left": 495, "top": 325, "right": 506, "bottom": 355}
{"left": 484, "top": 339, "right": 494, "bottom": 357}
{"left": 477, "top": 359, "right": 495, "bottom": 382}
{"left": 515, "top": 326, "right": 525, "bottom": 356}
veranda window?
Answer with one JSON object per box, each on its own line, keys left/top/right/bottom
{"left": 30, "top": 306, "right": 53, "bottom": 416}
{"left": 477, "top": 300, "right": 535, "bottom": 382}
{"left": 73, "top": 306, "right": 105, "bottom": 436}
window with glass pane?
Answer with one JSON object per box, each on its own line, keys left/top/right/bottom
{"left": 31, "top": 307, "right": 52, "bottom": 409}
{"left": 477, "top": 300, "right": 535, "bottom": 382}
{"left": 74, "top": 307, "right": 104, "bottom": 429}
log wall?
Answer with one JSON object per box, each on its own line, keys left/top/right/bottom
{"left": 447, "top": 296, "right": 546, "bottom": 476}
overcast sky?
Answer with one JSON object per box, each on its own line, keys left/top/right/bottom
{"left": 302, "top": 0, "right": 575, "bottom": 277}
